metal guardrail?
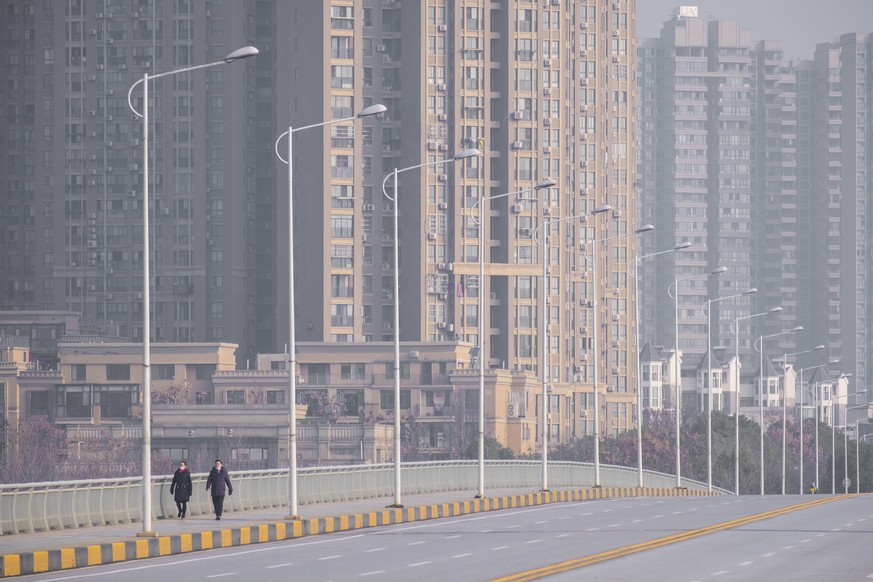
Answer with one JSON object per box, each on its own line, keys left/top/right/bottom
{"left": 0, "top": 461, "right": 726, "bottom": 535}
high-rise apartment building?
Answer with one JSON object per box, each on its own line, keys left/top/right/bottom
{"left": 0, "top": 1, "right": 276, "bottom": 364}
{"left": 282, "top": 0, "right": 642, "bottom": 439}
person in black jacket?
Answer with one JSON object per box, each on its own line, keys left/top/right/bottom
{"left": 169, "top": 460, "right": 193, "bottom": 518}
{"left": 205, "top": 459, "right": 233, "bottom": 520}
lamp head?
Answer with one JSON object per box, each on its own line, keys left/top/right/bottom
{"left": 356, "top": 104, "right": 387, "bottom": 117}
{"left": 674, "top": 241, "right": 693, "bottom": 250}
{"left": 768, "top": 306, "right": 783, "bottom": 314}
{"left": 790, "top": 326, "right": 804, "bottom": 332}
{"left": 634, "top": 224, "right": 655, "bottom": 234}
{"left": 812, "top": 344, "right": 825, "bottom": 351}
{"left": 592, "top": 204, "right": 612, "bottom": 214}
{"left": 743, "top": 288, "right": 757, "bottom": 295}
{"left": 454, "top": 148, "right": 479, "bottom": 160}
{"left": 535, "top": 178, "right": 557, "bottom": 190}
{"left": 711, "top": 266, "right": 728, "bottom": 275}
{"left": 223, "top": 46, "right": 259, "bottom": 63}
{"left": 828, "top": 359, "right": 841, "bottom": 365}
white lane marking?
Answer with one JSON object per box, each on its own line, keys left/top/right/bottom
{"left": 671, "top": 511, "right": 682, "bottom": 515}
{"left": 452, "top": 553, "right": 472, "bottom": 559}
{"left": 582, "top": 512, "right": 593, "bottom": 516}
{"left": 445, "top": 535, "right": 462, "bottom": 539}
{"left": 365, "top": 547, "right": 386, "bottom": 553}
{"left": 739, "top": 561, "right": 754, "bottom": 566}
{"left": 603, "top": 509, "right": 613, "bottom": 513}
{"left": 609, "top": 523, "right": 622, "bottom": 528}
{"left": 265, "top": 563, "right": 292, "bottom": 569}
{"left": 556, "top": 533, "right": 572, "bottom": 538}
{"left": 535, "top": 520, "right": 548, "bottom": 525}
{"left": 817, "top": 533, "right": 827, "bottom": 537}
{"left": 866, "top": 573, "right": 873, "bottom": 579}
{"left": 782, "top": 546, "right": 794, "bottom": 550}
{"left": 408, "top": 541, "right": 426, "bottom": 546}
{"left": 622, "top": 506, "right": 632, "bottom": 509}
{"left": 762, "top": 553, "right": 775, "bottom": 558}
{"left": 858, "top": 518, "right": 866, "bottom": 522}
{"left": 653, "top": 515, "right": 664, "bottom": 519}
{"left": 525, "top": 539, "right": 542, "bottom": 544}
{"left": 832, "top": 528, "right": 842, "bottom": 532}
{"left": 481, "top": 529, "right": 494, "bottom": 533}
{"left": 585, "top": 528, "right": 598, "bottom": 532}
{"left": 492, "top": 546, "right": 509, "bottom": 551}
{"left": 689, "top": 508, "right": 699, "bottom": 511}
{"left": 632, "top": 519, "right": 644, "bottom": 523}
{"left": 207, "top": 575, "right": 236, "bottom": 579}
{"left": 558, "top": 516, "right": 571, "bottom": 520}
{"left": 800, "top": 539, "right": 811, "bottom": 543}
{"left": 409, "top": 561, "right": 432, "bottom": 567}
{"left": 506, "top": 524, "right": 520, "bottom": 529}
{"left": 360, "top": 571, "right": 385, "bottom": 577}
{"left": 318, "top": 555, "right": 342, "bottom": 561}
{"left": 845, "top": 523, "right": 855, "bottom": 527}
{"left": 711, "top": 571, "right": 728, "bottom": 576}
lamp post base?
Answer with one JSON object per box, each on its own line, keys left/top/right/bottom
{"left": 284, "top": 515, "right": 301, "bottom": 521}
{"left": 136, "top": 531, "right": 158, "bottom": 538}
{"left": 387, "top": 503, "right": 405, "bottom": 509}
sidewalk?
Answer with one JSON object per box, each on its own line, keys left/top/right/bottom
{"left": 0, "top": 485, "right": 710, "bottom": 577}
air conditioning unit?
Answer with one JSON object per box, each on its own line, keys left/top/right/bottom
{"left": 131, "top": 138, "right": 140, "bottom": 146}
{"left": 427, "top": 141, "right": 436, "bottom": 150}
{"left": 447, "top": 262, "right": 454, "bottom": 271}
{"left": 130, "top": 163, "right": 139, "bottom": 171}
{"left": 428, "top": 232, "right": 437, "bottom": 240}
{"left": 438, "top": 113, "right": 448, "bottom": 121}
{"left": 438, "top": 173, "right": 447, "bottom": 182}
{"left": 141, "top": 61, "right": 151, "bottom": 69}
{"left": 382, "top": 203, "right": 392, "bottom": 211}
{"left": 507, "top": 403, "right": 518, "bottom": 418}
{"left": 612, "top": 314, "right": 619, "bottom": 321}
{"left": 520, "top": 227, "right": 532, "bottom": 237}
{"left": 612, "top": 30, "right": 619, "bottom": 37}
{"left": 612, "top": 210, "right": 622, "bottom": 218}
{"left": 612, "top": 367, "right": 619, "bottom": 374}
{"left": 160, "top": 208, "right": 170, "bottom": 216}
{"left": 543, "top": 146, "right": 551, "bottom": 154}
{"left": 97, "top": 64, "right": 104, "bottom": 70}
{"left": 88, "top": 179, "right": 97, "bottom": 187}
{"left": 580, "top": 22, "right": 588, "bottom": 30}
{"left": 363, "top": 204, "right": 375, "bottom": 212}
{"left": 612, "top": 2, "right": 621, "bottom": 10}
{"left": 438, "top": 144, "right": 448, "bottom": 152}
{"left": 613, "top": 56, "right": 620, "bottom": 63}
{"left": 438, "top": 293, "right": 448, "bottom": 300}
{"left": 129, "top": 190, "right": 137, "bottom": 198}
{"left": 580, "top": 354, "right": 588, "bottom": 362}
{"left": 86, "top": 241, "right": 97, "bottom": 249}
{"left": 512, "top": 141, "right": 523, "bottom": 150}
{"left": 580, "top": 49, "right": 588, "bottom": 57}
{"left": 88, "top": 131, "right": 97, "bottom": 138}
{"left": 543, "top": 118, "right": 552, "bottom": 126}
{"left": 512, "top": 203, "right": 523, "bottom": 213}
{"left": 87, "top": 74, "right": 97, "bottom": 82}
{"left": 574, "top": 375, "right": 583, "bottom": 383}
{"left": 88, "top": 213, "right": 97, "bottom": 220}
{"left": 580, "top": 105, "right": 587, "bottom": 113}
{"left": 543, "top": 88, "right": 551, "bottom": 96}
{"left": 409, "top": 350, "right": 420, "bottom": 358}
{"left": 106, "top": 294, "right": 113, "bottom": 300}
{"left": 543, "top": 59, "right": 552, "bottom": 68}
{"left": 376, "top": 44, "right": 386, "bottom": 52}
{"left": 489, "top": 292, "right": 497, "bottom": 299}
{"left": 437, "top": 322, "right": 447, "bottom": 329}
{"left": 438, "top": 202, "right": 448, "bottom": 210}
{"left": 437, "top": 262, "right": 446, "bottom": 270}
{"left": 382, "top": 54, "right": 392, "bottom": 63}
{"left": 437, "top": 24, "right": 447, "bottom": 32}
{"left": 436, "top": 83, "right": 447, "bottom": 91}
{"left": 543, "top": 207, "right": 551, "bottom": 215}
{"left": 580, "top": 79, "right": 588, "bottom": 86}
{"left": 107, "top": 268, "right": 113, "bottom": 275}
{"left": 118, "top": 64, "right": 126, "bottom": 70}
{"left": 512, "top": 111, "right": 523, "bottom": 120}
{"left": 382, "top": 144, "right": 393, "bottom": 152}
{"left": 136, "top": 292, "right": 143, "bottom": 300}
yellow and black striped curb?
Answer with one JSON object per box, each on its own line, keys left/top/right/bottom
{"left": 0, "top": 486, "right": 714, "bottom": 578}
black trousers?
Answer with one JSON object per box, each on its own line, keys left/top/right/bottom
{"left": 211, "top": 495, "right": 225, "bottom": 517}
{"left": 175, "top": 501, "right": 187, "bottom": 516}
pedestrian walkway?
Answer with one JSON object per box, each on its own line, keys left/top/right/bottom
{"left": 0, "top": 485, "right": 711, "bottom": 577}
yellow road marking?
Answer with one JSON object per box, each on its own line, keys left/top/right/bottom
{"left": 492, "top": 496, "right": 847, "bottom": 582}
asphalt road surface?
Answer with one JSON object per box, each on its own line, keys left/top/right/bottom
{"left": 21, "top": 494, "right": 871, "bottom": 582}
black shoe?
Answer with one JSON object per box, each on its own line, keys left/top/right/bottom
{"left": 216, "top": 516, "right": 220, "bottom": 520}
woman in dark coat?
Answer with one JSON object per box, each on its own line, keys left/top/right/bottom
{"left": 205, "top": 459, "right": 233, "bottom": 520}
{"left": 169, "top": 460, "right": 193, "bottom": 518}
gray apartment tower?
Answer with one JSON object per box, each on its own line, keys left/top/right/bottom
{"left": 0, "top": 0, "right": 278, "bottom": 364}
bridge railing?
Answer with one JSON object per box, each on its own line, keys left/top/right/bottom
{"left": 0, "top": 461, "right": 725, "bottom": 535}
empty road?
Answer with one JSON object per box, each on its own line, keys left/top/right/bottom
{"left": 21, "top": 494, "right": 871, "bottom": 581}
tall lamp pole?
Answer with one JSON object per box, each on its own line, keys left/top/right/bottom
{"left": 795, "top": 359, "right": 839, "bottom": 494}
{"left": 731, "top": 306, "right": 782, "bottom": 495}
{"left": 668, "top": 266, "right": 727, "bottom": 488}
{"left": 588, "top": 225, "right": 654, "bottom": 486}
{"left": 753, "top": 326, "right": 803, "bottom": 495}
{"left": 382, "top": 149, "right": 479, "bottom": 507}
{"left": 471, "top": 178, "right": 556, "bottom": 497}
{"left": 775, "top": 345, "right": 825, "bottom": 495}
{"left": 275, "top": 103, "right": 386, "bottom": 519}
{"left": 533, "top": 204, "right": 612, "bottom": 490}
{"left": 126, "top": 45, "right": 258, "bottom": 536}
{"left": 704, "top": 288, "right": 757, "bottom": 492}
{"left": 632, "top": 242, "right": 692, "bottom": 487}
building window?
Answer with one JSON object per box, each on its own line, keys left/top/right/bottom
{"left": 330, "top": 65, "right": 354, "bottom": 88}
{"left": 194, "top": 364, "right": 216, "bottom": 381}
{"left": 380, "top": 389, "right": 411, "bottom": 410}
{"left": 341, "top": 363, "right": 366, "bottom": 380}
{"left": 226, "top": 390, "right": 246, "bottom": 404}
{"left": 70, "top": 364, "right": 86, "bottom": 381}
{"left": 29, "top": 391, "right": 50, "bottom": 415}
{"left": 153, "top": 364, "right": 175, "bottom": 380}
{"left": 106, "top": 364, "right": 130, "bottom": 381}
{"left": 266, "top": 390, "right": 285, "bottom": 404}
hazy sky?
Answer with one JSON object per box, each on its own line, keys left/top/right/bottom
{"left": 637, "top": 0, "right": 873, "bottom": 59}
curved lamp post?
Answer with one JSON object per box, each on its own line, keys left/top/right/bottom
{"left": 668, "top": 266, "right": 727, "bottom": 488}
{"left": 532, "top": 204, "right": 612, "bottom": 490}
{"left": 795, "top": 358, "right": 839, "bottom": 494}
{"left": 470, "top": 177, "right": 556, "bottom": 497}
{"left": 703, "top": 287, "right": 757, "bottom": 492}
{"left": 381, "top": 148, "right": 479, "bottom": 507}
{"left": 632, "top": 242, "right": 692, "bottom": 487}
{"left": 274, "top": 103, "right": 386, "bottom": 519}
{"left": 753, "top": 326, "right": 803, "bottom": 495}
{"left": 730, "top": 306, "right": 781, "bottom": 495}
{"left": 126, "top": 45, "right": 258, "bottom": 536}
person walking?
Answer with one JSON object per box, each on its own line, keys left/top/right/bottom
{"left": 169, "top": 460, "right": 193, "bottom": 518}
{"left": 205, "top": 459, "right": 233, "bottom": 520}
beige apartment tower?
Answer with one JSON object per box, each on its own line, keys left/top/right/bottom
{"left": 280, "top": 0, "right": 640, "bottom": 440}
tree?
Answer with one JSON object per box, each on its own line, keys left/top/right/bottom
{"left": 0, "top": 418, "right": 67, "bottom": 484}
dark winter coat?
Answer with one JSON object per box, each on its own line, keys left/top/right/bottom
{"left": 206, "top": 466, "right": 233, "bottom": 497}
{"left": 170, "top": 468, "right": 193, "bottom": 502}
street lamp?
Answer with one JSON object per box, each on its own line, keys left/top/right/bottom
{"left": 126, "top": 45, "right": 258, "bottom": 536}
{"left": 833, "top": 395, "right": 868, "bottom": 494}
{"left": 668, "top": 266, "right": 727, "bottom": 488}
{"left": 533, "top": 204, "right": 612, "bottom": 491}
{"left": 795, "top": 358, "right": 839, "bottom": 494}
{"left": 588, "top": 224, "right": 654, "bottom": 487}
{"left": 730, "top": 306, "right": 781, "bottom": 495}
{"left": 382, "top": 148, "right": 479, "bottom": 507}
{"left": 470, "top": 178, "right": 556, "bottom": 498}
{"left": 274, "top": 103, "right": 386, "bottom": 519}
{"left": 703, "top": 288, "right": 757, "bottom": 492}
{"left": 753, "top": 326, "right": 803, "bottom": 495}
{"left": 822, "top": 373, "right": 850, "bottom": 492}
{"left": 632, "top": 242, "right": 692, "bottom": 487}
{"left": 774, "top": 344, "right": 825, "bottom": 495}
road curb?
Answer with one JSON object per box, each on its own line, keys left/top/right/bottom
{"left": 0, "top": 486, "right": 713, "bottom": 577}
